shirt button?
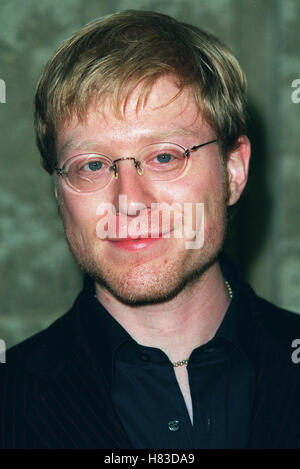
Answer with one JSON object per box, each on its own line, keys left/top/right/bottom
{"left": 168, "top": 420, "right": 180, "bottom": 431}
{"left": 139, "top": 353, "right": 150, "bottom": 362}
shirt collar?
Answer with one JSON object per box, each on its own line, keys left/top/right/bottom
{"left": 215, "top": 252, "right": 256, "bottom": 369}
{"left": 79, "top": 252, "right": 256, "bottom": 388}
{"left": 79, "top": 275, "right": 132, "bottom": 388}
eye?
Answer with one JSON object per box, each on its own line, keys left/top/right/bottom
{"left": 153, "top": 153, "right": 175, "bottom": 164}
{"left": 82, "top": 160, "right": 104, "bottom": 172}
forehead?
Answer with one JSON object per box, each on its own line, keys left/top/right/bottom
{"left": 57, "top": 75, "right": 210, "bottom": 154}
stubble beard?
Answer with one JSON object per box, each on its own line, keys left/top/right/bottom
{"left": 61, "top": 196, "right": 229, "bottom": 308}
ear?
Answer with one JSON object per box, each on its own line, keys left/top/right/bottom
{"left": 226, "top": 135, "right": 251, "bottom": 206}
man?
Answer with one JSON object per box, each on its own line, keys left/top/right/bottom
{"left": 0, "top": 10, "right": 299, "bottom": 449}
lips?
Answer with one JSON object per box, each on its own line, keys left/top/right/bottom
{"left": 108, "top": 233, "right": 163, "bottom": 242}
{"left": 107, "top": 233, "right": 167, "bottom": 252}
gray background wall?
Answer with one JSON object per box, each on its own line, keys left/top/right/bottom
{"left": 0, "top": 0, "right": 299, "bottom": 348}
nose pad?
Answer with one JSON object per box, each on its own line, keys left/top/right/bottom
{"left": 135, "top": 160, "right": 144, "bottom": 176}
{"left": 111, "top": 157, "right": 143, "bottom": 179}
{"left": 110, "top": 163, "right": 118, "bottom": 179}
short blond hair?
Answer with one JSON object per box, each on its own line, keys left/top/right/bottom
{"left": 34, "top": 9, "right": 247, "bottom": 174}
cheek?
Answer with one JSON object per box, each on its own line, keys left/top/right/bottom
{"left": 59, "top": 192, "right": 99, "bottom": 234}
{"left": 197, "top": 160, "right": 228, "bottom": 204}
{"left": 180, "top": 164, "right": 227, "bottom": 236}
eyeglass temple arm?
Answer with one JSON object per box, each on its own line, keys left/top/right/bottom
{"left": 184, "top": 138, "right": 218, "bottom": 157}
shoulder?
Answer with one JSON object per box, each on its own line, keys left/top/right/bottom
{"left": 243, "top": 285, "right": 300, "bottom": 374}
{"left": 0, "top": 299, "right": 82, "bottom": 392}
{"left": 220, "top": 252, "right": 300, "bottom": 345}
{"left": 0, "top": 292, "right": 109, "bottom": 449}
{"left": 250, "top": 289, "right": 300, "bottom": 343}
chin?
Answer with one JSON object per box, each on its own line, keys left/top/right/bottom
{"left": 79, "top": 243, "right": 222, "bottom": 307}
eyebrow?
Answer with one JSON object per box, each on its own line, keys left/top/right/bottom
{"left": 58, "top": 128, "right": 203, "bottom": 158}
{"left": 59, "top": 140, "right": 104, "bottom": 158}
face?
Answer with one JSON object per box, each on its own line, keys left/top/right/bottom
{"left": 55, "top": 75, "right": 249, "bottom": 305}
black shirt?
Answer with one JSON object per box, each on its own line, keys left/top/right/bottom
{"left": 80, "top": 254, "right": 256, "bottom": 448}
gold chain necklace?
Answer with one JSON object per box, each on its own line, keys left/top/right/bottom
{"left": 172, "top": 279, "right": 233, "bottom": 367}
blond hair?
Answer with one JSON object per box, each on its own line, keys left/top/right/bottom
{"left": 34, "top": 10, "right": 247, "bottom": 173}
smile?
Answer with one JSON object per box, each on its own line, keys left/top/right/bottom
{"left": 108, "top": 236, "right": 163, "bottom": 251}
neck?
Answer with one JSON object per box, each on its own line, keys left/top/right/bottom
{"left": 95, "top": 260, "right": 230, "bottom": 363}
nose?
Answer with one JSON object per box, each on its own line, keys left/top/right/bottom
{"left": 110, "top": 158, "right": 158, "bottom": 216}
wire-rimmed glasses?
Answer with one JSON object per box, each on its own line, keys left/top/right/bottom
{"left": 55, "top": 138, "right": 218, "bottom": 193}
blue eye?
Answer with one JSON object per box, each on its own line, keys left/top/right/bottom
{"left": 155, "top": 153, "right": 173, "bottom": 164}
{"left": 83, "top": 161, "right": 103, "bottom": 171}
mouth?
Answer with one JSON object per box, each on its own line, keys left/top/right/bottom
{"left": 107, "top": 233, "right": 167, "bottom": 251}
{"left": 109, "top": 234, "right": 163, "bottom": 241}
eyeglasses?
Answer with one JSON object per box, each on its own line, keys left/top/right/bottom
{"left": 55, "top": 138, "right": 218, "bottom": 193}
